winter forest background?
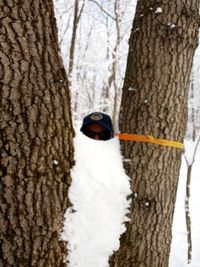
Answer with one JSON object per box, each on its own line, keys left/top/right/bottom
{"left": 54, "top": 0, "right": 200, "bottom": 266}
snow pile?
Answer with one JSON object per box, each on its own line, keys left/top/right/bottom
{"left": 61, "top": 131, "right": 131, "bottom": 267}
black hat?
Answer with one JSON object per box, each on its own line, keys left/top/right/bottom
{"left": 80, "top": 112, "right": 113, "bottom": 133}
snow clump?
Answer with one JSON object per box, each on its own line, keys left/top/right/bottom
{"left": 61, "top": 130, "right": 131, "bottom": 267}
{"left": 155, "top": 7, "right": 162, "bottom": 14}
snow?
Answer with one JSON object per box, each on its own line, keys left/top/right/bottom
{"left": 133, "top": 27, "right": 139, "bottom": 33}
{"left": 169, "top": 149, "right": 200, "bottom": 267}
{"left": 167, "top": 22, "right": 176, "bottom": 29}
{"left": 155, "top": 7, "right": 162, "bottom": 14}
{"left": 53, "top": 159, "right": 59, "bottom": 165}
{"left": 61, "top": 131, "right": 131, "bottom": 267}
{"left": 184, "top": 139, "right": 200, "bottom": 165}
{"left": 128, "top": 87, "right": 137, "bottom": 92}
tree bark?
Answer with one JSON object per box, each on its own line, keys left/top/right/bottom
{"left": 110, "top": 0, "right": 199, "bottom": 266}
{"left": 0, "top": 1, "right": 74, "bottom": 266}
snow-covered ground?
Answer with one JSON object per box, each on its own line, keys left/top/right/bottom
{"left": 170, "top": 147, "right": 200, "bottom": 267}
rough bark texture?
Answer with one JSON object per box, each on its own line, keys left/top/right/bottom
{"left": 0, "top": 1, "right": 74, "bottom": 266}
{"left": 110, "top": 0, "right": 199, "bottom": 267}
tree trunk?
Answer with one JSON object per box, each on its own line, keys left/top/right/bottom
{"left": 68, "top": 0, "right": 79, "bottom": 81}
{"left": 0, "top": 1, "right": 74, "bottom": 266}
{"left": 110, "top": 0, "right": 199, "bottom": 266}
{"left": 68, "top": 0, "right": 85, "bottom": 82}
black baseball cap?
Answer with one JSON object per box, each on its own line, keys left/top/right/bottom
{"left": 80, "top": 112, "right": 113, "bottom": 133}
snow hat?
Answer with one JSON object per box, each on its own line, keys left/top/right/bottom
{"left": 80, "top": 112, "right": 113, "bottom": 133}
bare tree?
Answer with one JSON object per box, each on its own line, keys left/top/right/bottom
{"left": 0, "top": 1, "right": 74, "bottom": 266}
{"left": 94, "top": 0, "right": 134, "bottom": 130}
{"left": 183, "top": 74, "right": 200, "bottom": 264}
{"left": 68, "top": 0, "right": 85, "bottom": 81}
{"left": 56, "top": 0, "right": 135, "bottom": 123}
{"left": 184, "top": 136, "right": 200, "bottom": 264}
{"left": 110, "top": 0, "right": 200, "bottom": 266}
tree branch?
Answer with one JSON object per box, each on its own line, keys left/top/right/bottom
{"left": 88, "top": 0, "right": 115, "bottom": 20}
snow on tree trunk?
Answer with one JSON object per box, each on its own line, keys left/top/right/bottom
{"left": 0, "top": 1, "right": 74, "bottom": 266}
{"left": 109, "top": 0, "right": 199, "bottom": 267}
